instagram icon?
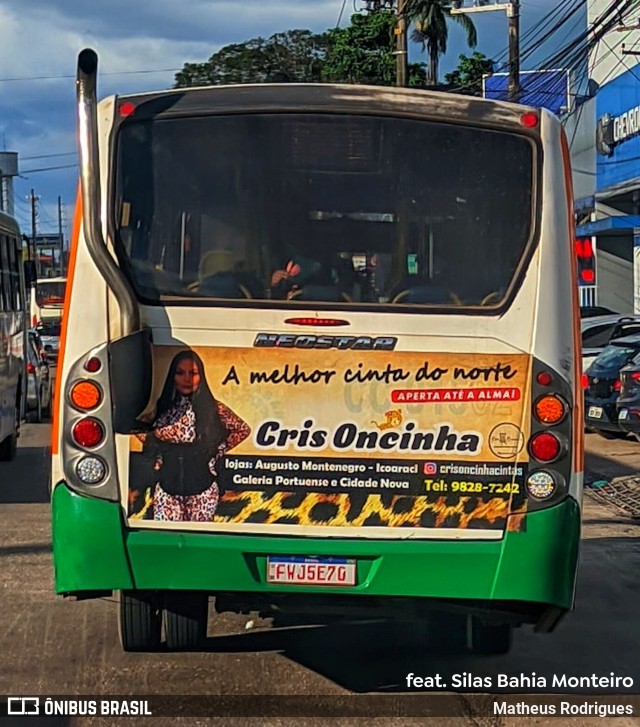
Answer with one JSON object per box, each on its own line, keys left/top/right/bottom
{"left": 423, "top": 462, "right": 438, "bottom": 475}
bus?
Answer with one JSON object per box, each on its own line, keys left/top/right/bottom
{"left": 30, "top": 275, "right": 66, "bottom": 327}
{"left": 0, "top": 211, "right": 28, "bottom": 461}
{"left": 51, "top": 48, "right": 583, "bottom": 653}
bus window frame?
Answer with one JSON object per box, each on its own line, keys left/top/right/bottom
{"left": 107, "top": 94, "right": 543, "bottom": 317}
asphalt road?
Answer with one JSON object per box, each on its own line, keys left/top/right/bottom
{"left": 1, "top": 424, "right": 639, "bottom": 727}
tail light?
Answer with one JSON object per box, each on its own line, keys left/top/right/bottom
{"left": 631, "top": 372, "right": 640, "bottom": 383}
{"left": 26, "top": 362, "right": 35, "bottom": 374}
{"left": 72, "top": 418, "right": 104, "bottom": 448}
{"left": 614, "top": 380, "right": 622, "bottom": 392}
{"left": 529, "top": 431, "right": 561, "bottom": 462}
{"left": 581, "top": 373, "right": 588, "bottom": 389}
{"left": 534, "top": 394, "right": 566, "bottom": 424}
{"left": 69, "top": 380, "right": 102, "bottom": 410}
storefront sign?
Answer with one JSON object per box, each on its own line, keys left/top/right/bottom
{"left": 597, "top": 104, "right": 640, "bottom": 156}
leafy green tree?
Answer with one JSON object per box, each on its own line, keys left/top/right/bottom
{"left": 444, "top": 52, "right": 494, "bottom": 95}
{"left": 174, "top": 30, "right": 329, "bottom": 87}
{"left": 174, "top": 13, "right": 426, "bottom": 89}
{"left": 323, "top": 11, "right": 426, "bottom": 86}
{"left": 407, "top": 0, "right": 479, "bottom": 85}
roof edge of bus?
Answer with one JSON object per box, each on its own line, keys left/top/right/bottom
{"left": 99, "top": 83, "right": 543, "bottom": 120}
{"left": 0, "top": 209, "right": 21, "bottom": 236}
{"left": 108, "top": 83, "right": 541, "bottom": 113}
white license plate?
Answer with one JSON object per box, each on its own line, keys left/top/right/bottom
{"left": 267, "top": 557, "right": 356, "bottom": 586}
{"left": 619, "top": 409, "right": 629, "bottom": 420}
{"left": 588, "top": 406, "right": 603, "bottom": 418}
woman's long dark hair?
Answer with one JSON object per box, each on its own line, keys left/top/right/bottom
{"left": 154, "top": 349, "right": 228, "bottom": 451}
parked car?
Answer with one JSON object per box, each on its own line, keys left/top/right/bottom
{"left": 584, "top": 334, "right": 640, "bottom": 438}
{"left": 615, "top": 360, "right": 640, "bottom": 439}
{"left": 580, "top": 305, "right": 618, "bottom": 318}
{"left": 26, "top": 330, "right": 52, "bottom": 422}
{"left": 35, "top": 318, "right": 61, "bottom": 367}
{"left": 581, "top": 315, "right": 640, "bottom": 373}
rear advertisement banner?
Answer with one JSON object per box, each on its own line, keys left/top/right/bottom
{"left": 127, "top": 346, "right": 531, "bottom": 532}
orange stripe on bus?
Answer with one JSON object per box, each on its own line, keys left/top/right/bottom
{"left": 560, "top": 129, "right": 584, "bottom": 471}
{"left": 51, "top": 187, "right": 82, "bottom": 456}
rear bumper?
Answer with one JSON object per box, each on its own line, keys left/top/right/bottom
{"left": 52, "top": 483, "right": 581, "bottom": 618}
{"left": 585, "top": 399, "right": 621, "bottom": 432}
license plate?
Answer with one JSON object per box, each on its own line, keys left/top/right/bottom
{"left": 267, "top": 557, "right": 356, "bottom": 586}
{"left": 619, "top": 409, "right": 629, "bottom": 420}
{"left": 588, "top": 406, "right": 603, "bottom": 418}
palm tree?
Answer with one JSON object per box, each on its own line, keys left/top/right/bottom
{"left": 407, "top": 0, "right": 478, "bottom": 86}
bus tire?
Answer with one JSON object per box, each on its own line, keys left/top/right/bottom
{"left": 118, "top": 590, "right": 162, "bottom": 652}
{"left": 0, "top": 403, "right": 18, "bottom": 462}
{"left": 468, "top": 617, "right": 512, "bottom": 655}
{"left": 163, "top": 591, "right": 208, "bottom": 651}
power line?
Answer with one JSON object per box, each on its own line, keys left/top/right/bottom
{"left": 0, "top": 68, "right": 180, "bottom": 84}
{"left": 21, "top": 163, "right": 77, "bottom": 174}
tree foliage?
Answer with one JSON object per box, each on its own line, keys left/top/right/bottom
{"left": 407, "top": 0, "right": 478, "bottom": 85}
{"left": 444, "top": 52, "right": 494, "bottom": 96}
{"left": 174, "top": 30, "right": 329, "bottom": 87}
{"left": 174, "top": 13, "right": 426, "bottom": 89}
{"left": 322, "top": 12, "right": 426, "bottom": 87}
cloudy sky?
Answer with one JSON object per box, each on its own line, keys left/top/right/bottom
{"left": 0, "top": 0, "right": 573, "bottom": 241}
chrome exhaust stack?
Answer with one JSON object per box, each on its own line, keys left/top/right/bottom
{"left": 76, "top": 48, "right": 139, "bottom": 336}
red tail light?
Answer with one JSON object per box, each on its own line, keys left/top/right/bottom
{"left": 26, "top": 362, "right": 35, "bottom": 374}
{"left": 631, "top": 372, "right": 640, "bottom": 382}
{"left": 581, "top": 373, "right": 588, "bottom": 389}
{"left": 614, "top": 380, "right": 622, "bottom": 391}
{"left": 529, "top": 432, "right": 561, "bottom": 462}
{"left": 72, "top": 418, "right": 104, "bottom": 448}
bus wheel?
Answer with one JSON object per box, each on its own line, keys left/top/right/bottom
{"left": 118, "top": 591, "right": 162, "bottom": 652}
{"left": 163, "top": 591, "right": 208, "bottom": 651}
{"left": 468, "top": 617, "right": 512, "bottom": 655}
{"left": 0, "top": 404, "right": 18, "bottom": 461}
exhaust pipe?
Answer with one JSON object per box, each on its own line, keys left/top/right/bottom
{"left": 76, "top": 48, "right": 139, "bottom": 336}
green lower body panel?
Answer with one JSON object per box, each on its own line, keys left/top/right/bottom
{"left": 52, "top": 483, "right": 580, "bottom": 610}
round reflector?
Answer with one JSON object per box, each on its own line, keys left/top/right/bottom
{"left": 69, "top": 381, "right": 102, "bottom": 410}
{"left": 526, "top": 471, "right": 556, "bottom": 500}
{"left": 76, "top": 456, "right": 107, "bottom": 484}
{"left": 534, "top": 395, "right": 566, "bottom": 424}
{"left": 520, "top": 112, "right": 539, "bottom": 128}
{"left": 529, "top": 432, "right": 561, "bottom": 462}
{"left": 72, "top": 418, "right": 104, "bottom": 448}
{"left": 84, "top": 357, "right": 102, "bottom": 373}
{"left": 119, "top": 101, "right": 136, "bottom": 118}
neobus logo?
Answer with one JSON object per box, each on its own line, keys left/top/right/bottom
{"left": 254, "top": 333, "right": 398, "bottom": 350}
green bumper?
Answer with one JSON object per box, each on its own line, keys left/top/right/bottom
{"left": 52, "top": 483, "right": 580, "bottom": 609}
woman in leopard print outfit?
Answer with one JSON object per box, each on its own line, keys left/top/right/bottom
{"left": 143, "top": 349, "right": 250, "bottom": 521}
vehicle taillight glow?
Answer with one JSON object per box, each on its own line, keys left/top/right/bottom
{"left": 534, "top": 394, "right": 566, "bottom": 424}
{"left": 529, "top": 432, "right": 561, "bottom": 462}
{"left": 284, "top": 318, "right": 350, "bottom": 326}
{"left": 536, "top": 371, "right": 553, "bottom": 386}
{"left": 72, "top": 418, "right": 104, "bottom": 448}
{"left": 520, "top": 112, "right": 539, "bottom": 128}
{"left": 84, "top": 357, "right": 102, "bottom": 373}
{"left": 26, "top": 362, "right": 35, "bottom": 374}
{"left": 119, "top": 101, "right": 136, "bottom": 118}
{"left": 582, "top": 374, "right": 588, "bottom": 389}
{"left": 69, "top": 381, "right": 102, "bottom": 410}
{"left": 631, "top": 372, "right": 640, "bottom": 382}
{"left": 614, "top": 379, "right": 622, "bottom": 391}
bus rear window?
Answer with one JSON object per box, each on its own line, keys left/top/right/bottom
{"left": 36, "top": 281, "right": 66, "bottom": 307}
{"left": 114, "top": 113, "right": 536, "bottom": 308}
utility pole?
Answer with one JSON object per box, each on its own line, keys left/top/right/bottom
{"left": 29, "top": 189, "right": 39, "bottom": 277}
{"left": 58, "top": 196, "right": 64, "bottom": 276}
{"left": 450, "top": 1, "right": 520, "bottom": 102}
{"left": 507, "top": 0, "right": 520, "bottom": 102}
{"left": 395, "top": 0, "right": 408, "bottom": 87}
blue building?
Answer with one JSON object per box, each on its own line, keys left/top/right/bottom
{"left": 575, "top": 63, "right": 640, "bottom": 314}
